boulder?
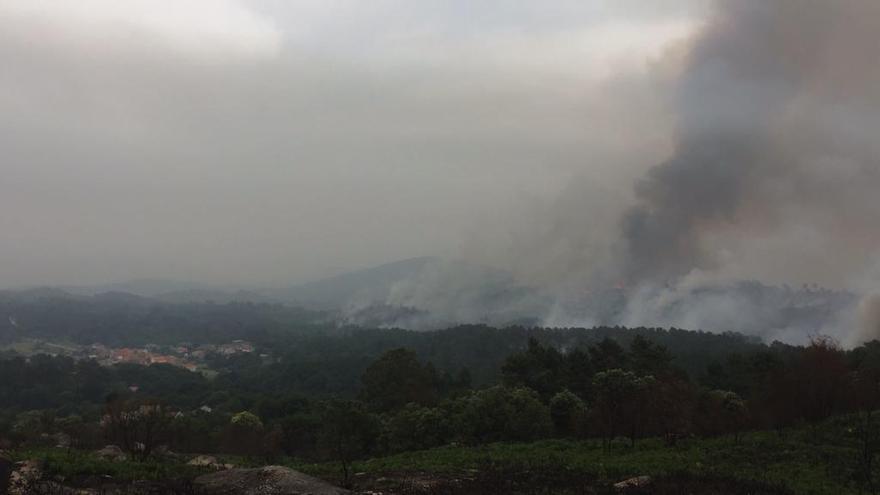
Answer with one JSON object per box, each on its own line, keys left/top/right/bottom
{"left": 194, "top": 466, "right": 349, "bottom": 495}
{"left": 188, "top": 455, "right": 220, "bottom": 468}
{"left": 96, "top": 445, "right": 127, "bottom": 462}
{"left": 614, "top": 475, "right": 652, "bottom": 490}
{"left": 8, "top": 459, "right": 43, "bottom": 495}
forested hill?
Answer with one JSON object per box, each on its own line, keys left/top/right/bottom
{"left": 0, "top": 289, "right": 325, "bottom": 346}
{"left": 0, "top": 288, "right": 783, "bottom": 390}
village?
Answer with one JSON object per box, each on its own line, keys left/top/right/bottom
{"left": 1, "top": 338, "right": 257, "bottom": 372}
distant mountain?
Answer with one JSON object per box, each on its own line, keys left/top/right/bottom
{"left": 48, "top": 280, "right": 271, "bottom": 305}
{"left": 1, "top": 259, "right": 861, "bottom": 343}
{"left": 58, "top": 279, "right": 215, "bottom": 298}
{"left": 261, "top": 257, "right": 438, "bottom": 309}
{"left": 90, "top": 291, "right": 154, "bottom": 305}
{"left": 0, "top": 287, "right": 83, "bottom": 303}
{"left": 152, "top": 289, "right": 273, "bottom": 305}
{"left": 28, "top": 259, "right": 443, "bottom": 309}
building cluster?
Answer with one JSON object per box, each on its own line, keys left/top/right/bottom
{"left": 9, "top": 337, "right": 259, "bottom": 372}
{"left": 83, "top": 345, "right": 198, "bottom": 371}
{"left": 81, "top": 340, "right": 256, "bottom": 371}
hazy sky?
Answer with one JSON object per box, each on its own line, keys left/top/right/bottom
{"left": 0, "top": 0, "right": 705, "bottom": 288}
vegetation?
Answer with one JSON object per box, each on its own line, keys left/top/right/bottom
{"left": 312, "top": 421, "right": 858, "bottom": 494}
{"left": 8, "top": 415, "right": 877, "bottom": 494}
{"left": 4, "top": 301, "right": 880, "bottom": 493}
{"left": 7, "top": 448, "right": 208, "bottom": 483}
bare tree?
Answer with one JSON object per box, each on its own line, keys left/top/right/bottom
{"left": 103, "top": 397, "right": 171, "bottom": 461}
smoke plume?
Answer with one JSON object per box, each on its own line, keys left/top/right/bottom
{"left": 374, "top": 0, "right": 880, "bottom": 344}
{"left": 621, "top": 0, "right": 880, "bottom": 285}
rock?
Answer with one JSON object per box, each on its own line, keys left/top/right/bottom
{"left": 614, "top": 475, "right": 652, "bottom": 490}
{"left": 188, "top": 455, "right": 220, "bottom": 468}
{"left": 96, "top": 445, "right": 127, "bottom": 462}
{"left": 194, "top": 465, "right": 350, "bottom": 495}
{"left": 0, "top": 452, "right": 12, "bottom": 495}
{"left": 8, "top": 459, "right": 43, "bottom": 495}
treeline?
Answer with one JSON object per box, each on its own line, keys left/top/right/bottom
{"left": 4, "top": 333, "right": 880, "bottom": 474}
{"left": 496, "top": 335, "right": 880, "bottom": 442}
{"left": 0, "top": 292, "right": 322, "bottom": 347}
{"left": 0, "top": 324, "right": 768, "bottom": 402}
{"left": 1, "top": 292, "right": 770, "bottom": 386}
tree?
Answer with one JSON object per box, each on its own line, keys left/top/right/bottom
{"left": 279, "top": 412, "right": 321, "bottom": 457}
{"left": 562, "top": 348, "right": 594, "bottom": 400}
{"left": 797, "top": 337, "right": 850, "bottom": 423}
{"left": 223, "top": 411, "right": 265, "bottom": 456}
{"left": 11, "top": 410, "right": 54, "bottom": 447}
{"left": 385, "top": 404, "right": 451, "bottom": 453}
{"left": 708, "top": 390, "right": 748, "bottom": 442}
{"left": 360, "top": 349, "right": 438, "bottom": 412}
{"left": 231, "top": 411, "right": 263, "bottom": 429}
{"left": 549, "top": 389, "right": 587, "bottom": 437}
{"left": 169, "top": 414, "right": 216, "bottom": 454}
{"left": 649, "top": 377, "right": 694, "bottom": 445}
{"left": 501, "top": 338, "right": 564, "bottom": 400}
{"left": 262, "top": 425, "right": 285, "bottom": 463}
{"left": 436, "top": 368, "right": 472, "bottom": 397}
{"left": 592, "top": 369, "right": 654, "bottom": 447}
{"left": 102, "top": 396, "right": 171, "bottom": 461}
{"left": 318, "top": 400, "right": 380, "bottom": 488}
{"left": 56, "top": 415, "right": 98, "bottom": 452}
{"left": 629, "top": 335, "right": 673, "bottom": 376}
{"left": 452, "top": 386, "right": 552, "bottom": 444}
{"left": 589, "top": 338, "right": 627, "bottom": 372}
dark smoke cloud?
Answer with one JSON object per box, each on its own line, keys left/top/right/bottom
{"left": 622, "top": 0, "right": 880, "bottom": 285}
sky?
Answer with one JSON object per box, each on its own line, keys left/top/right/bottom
{"left": 0, "top": 0, "right": 706, "bottom": 288}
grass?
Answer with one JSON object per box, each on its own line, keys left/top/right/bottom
{"left": 8, "top": 448, "right": 210, "bottom": 483}
{"left": 288, "top": 417, "right": 872, "bottom": 494}
{"left": 9, "top": 415, "right": 874, "bottom": 494}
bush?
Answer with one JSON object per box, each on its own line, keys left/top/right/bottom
{"left": 549, "top": 389, "right": 588, "bottom": 437}
{"left": 451, "top": 386, "right": 552, "bottom": 444}
{"left": 385, "top": 404, "right": 451, "bottom": 453}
